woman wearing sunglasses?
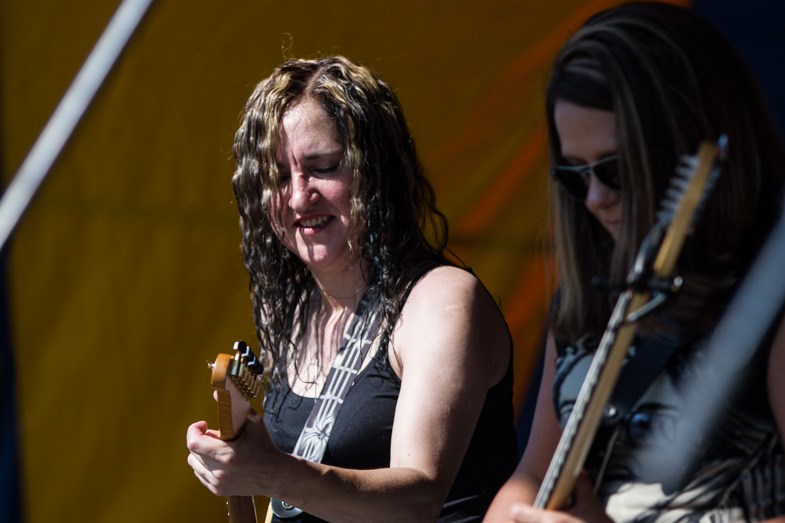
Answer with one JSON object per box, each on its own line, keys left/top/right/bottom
{"left": 485, "top": 2, "right": 785, "bottom": 522}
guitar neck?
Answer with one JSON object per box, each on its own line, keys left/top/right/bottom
{"left": 535, "top": 290, "right": 646, "bottom": 509}
{"left": 210, "top": 343, "right": 265, "bottom": 523}
{"left": 227, "top": 497, "right": 258, "bottom": 523}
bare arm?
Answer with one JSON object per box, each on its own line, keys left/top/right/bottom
{"left": 484, "top": 330, "right": 613, "bottom": 522}
{"left": 187, "top": 266, "right": 511, "bottom": 522}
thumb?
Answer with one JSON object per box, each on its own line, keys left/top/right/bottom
{"left": 186, "top": 420, "right": 219, "bottom": 450}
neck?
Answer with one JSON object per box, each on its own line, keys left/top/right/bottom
{"left": 318, "top": 285, "right": 365, "bottom": 311}
{"left": 311, "top": 262, "right": 368, "bottom": 312}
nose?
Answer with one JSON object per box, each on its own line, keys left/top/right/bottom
{"left": 288, "top": 173, "right": 318, "bottom": 211}
{"left": 584, "top": 172, "right": 618, "bottom": 211}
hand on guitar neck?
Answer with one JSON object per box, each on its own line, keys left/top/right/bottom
{"left": 507, "top": 474, "right": 610, "bottom": 523}
{"left": 212, "top": 342, "right": 266, "bottom": 523}
{"left": 186, "top": 341, "right": 269, "bottom": 523}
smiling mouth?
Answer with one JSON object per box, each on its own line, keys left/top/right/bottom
{"left": 297, "top": 216, "right": 330, "bottom": 228}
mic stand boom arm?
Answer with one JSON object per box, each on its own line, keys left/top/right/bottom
{"left": 0, "top": 0, "right": 155, "bottom": 251}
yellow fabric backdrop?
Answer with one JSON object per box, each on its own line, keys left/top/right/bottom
{"left": 1, "top": 0, "right": 687, "bottom": 521}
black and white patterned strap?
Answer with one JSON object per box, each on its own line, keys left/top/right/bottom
{"left": 292, "top": 293, "right": 382, "bottom": 461}
{"left": 271, "top": 293, "right": 382, "bottom": 521}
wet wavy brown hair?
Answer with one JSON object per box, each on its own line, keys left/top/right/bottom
{"left": 232, "top": 56, "right": 452, "bottom": 385}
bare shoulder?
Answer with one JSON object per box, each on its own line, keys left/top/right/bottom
{"left": 405, "top": 265, "right": 491, "bottom": 308}
{"left": 393, "top": 265, "right": 510, "bottom": 383}
{"left": 402, "top": 266, "right": 505, "bottom": 329}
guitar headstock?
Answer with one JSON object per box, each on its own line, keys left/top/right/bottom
{"left": 210, "top": 341, "right": 265, "bottom": 441}
{"left": 652, "top": 136, "right": 726, "bottom": 276}
{"left": 629, "top": 137, "right": 726, "bottom": 289}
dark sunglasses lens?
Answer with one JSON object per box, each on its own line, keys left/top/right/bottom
{"left": 592, "top": 159, "right": 620, "bottom": 190}
{"left": 552, "top": 168, "right": 588, "bottom": 200}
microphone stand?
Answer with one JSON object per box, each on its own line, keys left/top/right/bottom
{"left": 0, "top": 0, "right": 156, "bottom": 251}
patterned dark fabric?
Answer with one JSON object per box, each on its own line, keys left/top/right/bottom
{"left": 554, "top": 326, "right": 785, "bottom": 522}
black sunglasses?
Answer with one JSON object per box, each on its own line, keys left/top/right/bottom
{"left": 551, "top": 156, "right": 621, "bottom": 200}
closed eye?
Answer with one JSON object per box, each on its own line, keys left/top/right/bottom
{"left": 312, "top": 165, "right": 339, "bottom": 176}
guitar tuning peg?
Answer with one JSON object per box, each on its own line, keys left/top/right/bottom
{"left": 245, "top": 352, "right": 263, "bottom": 375}
{"left": 231, "top": 340, "right": 263, "bottom": 375}
{"left": 235, "top": 341, "right": 254, "bottom": 361}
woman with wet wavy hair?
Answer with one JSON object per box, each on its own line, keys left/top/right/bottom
{"left": 231, "top": 56, "right": 450, "bottom": 387}
{"left": 187, "top": 56, "right": 517, "bottom": 522}
{"left": 485, "top": 3, "right": 785, "bottom": 522}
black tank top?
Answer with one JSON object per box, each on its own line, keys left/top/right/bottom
{"left": 265, "top": 343, "right": 517, "bottom": 522}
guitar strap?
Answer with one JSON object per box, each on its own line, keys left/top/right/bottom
{"left": 588, "top": 331, "right": 687, "bottom": 482}
{"left": 602, "top": 331, "right": 687, "bottom": 425}
{"left": 270, "top": 292, "right": 383, "bottom": 521}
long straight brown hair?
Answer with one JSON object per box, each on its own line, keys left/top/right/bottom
{"left": 545, "top": 2, "right": 785, "bottom": 343}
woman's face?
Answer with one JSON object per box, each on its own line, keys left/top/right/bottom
{"left": 273, "top": 98, "right": 358, "bottom": 275}
{"left": 553, "top": 99, "right": 622, "bottom": 240}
